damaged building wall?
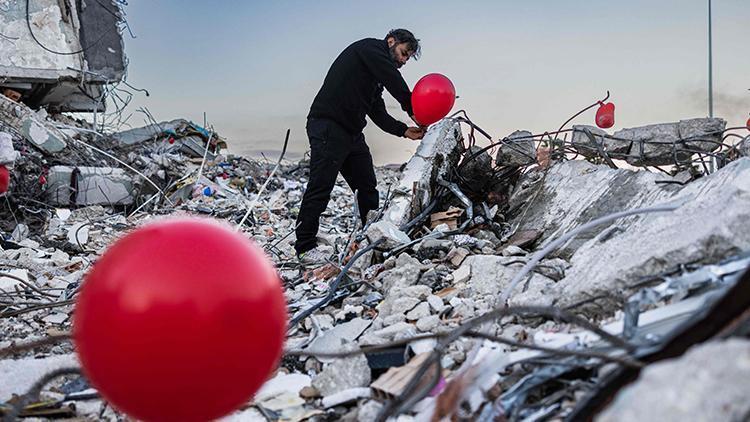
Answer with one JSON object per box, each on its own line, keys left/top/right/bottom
{"left": 0, "top": 0, "right": 125, "bottom": 111}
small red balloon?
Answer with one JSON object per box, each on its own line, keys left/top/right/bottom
{"left": 412, "top": 73, "right": 456, "bottom": 126}
{"left": 0, "top": 165, "right": 9, "bottom": 194}
{"left": 596, "top": 102, "right": 615, "bottom": 129}
{"left": 73, "top": 218, "right": 287, "bottom": 422}
{"left": 746, "top": 115, "right": 750, "bottom": 131}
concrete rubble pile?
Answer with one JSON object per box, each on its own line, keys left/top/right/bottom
{"left": 1, "top": 93, "right": 750, "bottom": 421}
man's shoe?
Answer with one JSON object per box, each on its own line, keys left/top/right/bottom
{"left": 297, "top": 247, "right": 331, "bottom": 265}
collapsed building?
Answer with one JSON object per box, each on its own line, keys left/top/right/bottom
{"left": 2, "top": 3, "right": 750, "bottom": 421}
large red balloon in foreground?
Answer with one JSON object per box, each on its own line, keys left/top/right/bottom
{"left": 73, "top": 218, "right": 287, "bottom": 422}
{"left": 412, "top": 73, "right": 456, "bottom": 126}
{"left": 0, "top": 165, "right": 9, "bottom": 194}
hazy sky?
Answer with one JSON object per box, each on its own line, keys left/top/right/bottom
{"left": 120, "top": 1, "right": 750, "bottom": 165}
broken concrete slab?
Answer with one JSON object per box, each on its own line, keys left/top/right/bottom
{"left": 570, "top": 125, "right": 630, "bottom": 159}
{"left": 552, "top": 157, "right": 750, "bottom": 311}
{"left": 0, "top": 95, "right": 67, "bottom": 153}
{"left": 507, "top": 159, "right": 676, "bottom": 258}
{"left": 306, "top": 318, "right": 372, "bottom": 361}
{"left": 382, "top": 119, "right": 464, "bottom": 228}
{"left": 46, "top": 165, "right": 135, "bottom": 206}
{"left": 598, "top": 339, "right": 750, "bottom": 422}
{"left": 0, "top": 131, "right": 19, "bottom": 165}
{"left": 0, "top": 268, "right": 29, "bottom": 291}
{"left": 0, "top": 353, "right": 78, "bottom": 402}
{"left": 375, "top": 253, "right": 422, "bottom": 292}
{"left": 453, "top": 254, "right": 555, "bottom": 307}
{"left": 614, "top": 118, "right": 726, "bottom": 166}
{"left": 496, "top": 130, "right": 536, "bottom": 167}
{"left": 366, "top": 220, "right": 410, "bottom": 249}
{"left": 311, "top": 345, "right": 371, "bottom": 396}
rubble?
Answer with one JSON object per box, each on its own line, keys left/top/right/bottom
{"left": 2, "top": 22, "right": 750, "bottom": 419}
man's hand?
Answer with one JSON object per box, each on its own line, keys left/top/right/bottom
{"left": 404, "top": 126, "right": 425, "bottom": 140}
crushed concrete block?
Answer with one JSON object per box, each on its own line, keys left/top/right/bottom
{"left": 306, "top": 318, "right": 372, "bottom": 359}
{"left": 0, "top": 268, "right": 28, "bottom": 291}
{"left": 614, "top": 118, "right": 726, "bottom": 166}
{"left": 507, "top": 159, "right": 676, "bottom": 257}
{"left": 357, "top": 400, "right": 383, "bottom": 422}
{"left": 375, "top": 253, "right": 422, "bottom": 292}
{"left": 427, "top": 295, "right": 445, "bottom": 313}
{"left": 501, "top": 245, "right": 526, "bottom": 256}
{"left": 366, "top": 221, "right": 410, "bottom": 249}
{"left": 570, "top": 125, "right": 631, "bottom": 159}
{"left": 382, "top": 120, "right": 464, "bottom": 227}
{"left": 387, "top": 297, "right": 421, "bottom": 315}
{"left": 416, "top": 315, "right": 440, "bottom": 332}
{"left": 0, "top": 354, "right": 78, "bottom": 401}
{"left": 456, "top": 255, "right": 555, "bottom": 307}
{"left": 47, "top": 166, "right": 135, "bottom": 206}
{"left": 405, "top": 302, "right": 430, "bottom": 321}
{"left": 496, "top": 130, "right": 537, "bottom": 167}
{"left": 534, "top": 258, "right": 569, "bottom": 281}
{"left": 552, "top": 157, "right": 750, "bottom": 312}
{"left": 367, "top": 322, "right": 414, "bottom": 342}
{"left": 0, "top": 95, "right": 67, "bottom": 153}
{"left": 0, "top": 132, "right": 19, "bottom": 165}
{"left": 400, "top": 285, "right": 432, "bottom": 299}
{"left": 599, "top": 339, "right": 750, "bottom": 422}
{"left": 382, "top": 314, "right": 406, "bottom": 326}
{"left": 311, "top": 345, "right": 371, "bottom": 396}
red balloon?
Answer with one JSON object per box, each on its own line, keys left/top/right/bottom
{"left": 596, "top": 102, "right": 615, "bottom": 129}
{"left": 412, "top": 73, "right": 456, "bottom": 126}
{"left": 746, "top": 115, "right": 750, "bottom": 131}
{"left": 73, "top": 218, "right": 287, "bottom": 422}
{"left": 0, "top": 165, "right": 8, "bottom": 194}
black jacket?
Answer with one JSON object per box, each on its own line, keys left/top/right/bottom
{"left": 308, "top": 38, "right": 413, "bottom": 137}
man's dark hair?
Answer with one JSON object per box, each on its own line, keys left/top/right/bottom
{"left": 385, "top": 29, "right": 421, "bottom": 60}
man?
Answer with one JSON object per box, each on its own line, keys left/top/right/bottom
{"left": 295, "top": 29, "right": 425, "bottom": 262}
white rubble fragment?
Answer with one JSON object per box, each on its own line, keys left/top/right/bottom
{"left": 42, "top": 312, "right": 69, "bottom": 325}
{"left": 0, "top": 268, "right": 28, "bottom": 291}
{"left": 0, "top": 132, "right": 19, "bottom": 165}
{"left": 67, "top": 222, "right": 90, "bottom": 246}
{"left": 306, "top": 317, "right": 371, "bottom": 362}
{"left": 427, "top": 294, "right": 445, "bottom": 313}
{"left": 11, "top": 223, "right": 29, "bottom": 242}
{"left": 312, "top": 346, "right": 371, "bottom": 396}
{"left": 366, "top": 220, "right": 410, "bottom": 249}
{"left": 0, "top": 354, "right": 78, "bottom": 401}
{"left": 416, "top": 315, "right": 440, "bottom": 332}
{"left": 405, "top": 302, "right": 430, "bottom": 321}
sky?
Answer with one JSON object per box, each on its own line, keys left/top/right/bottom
{"left": 119, "top": 1, "right": 750, "bottom": 165}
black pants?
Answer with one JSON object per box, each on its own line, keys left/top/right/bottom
{"left": 295, "top": 118, "right": 379, "bottom": 254}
